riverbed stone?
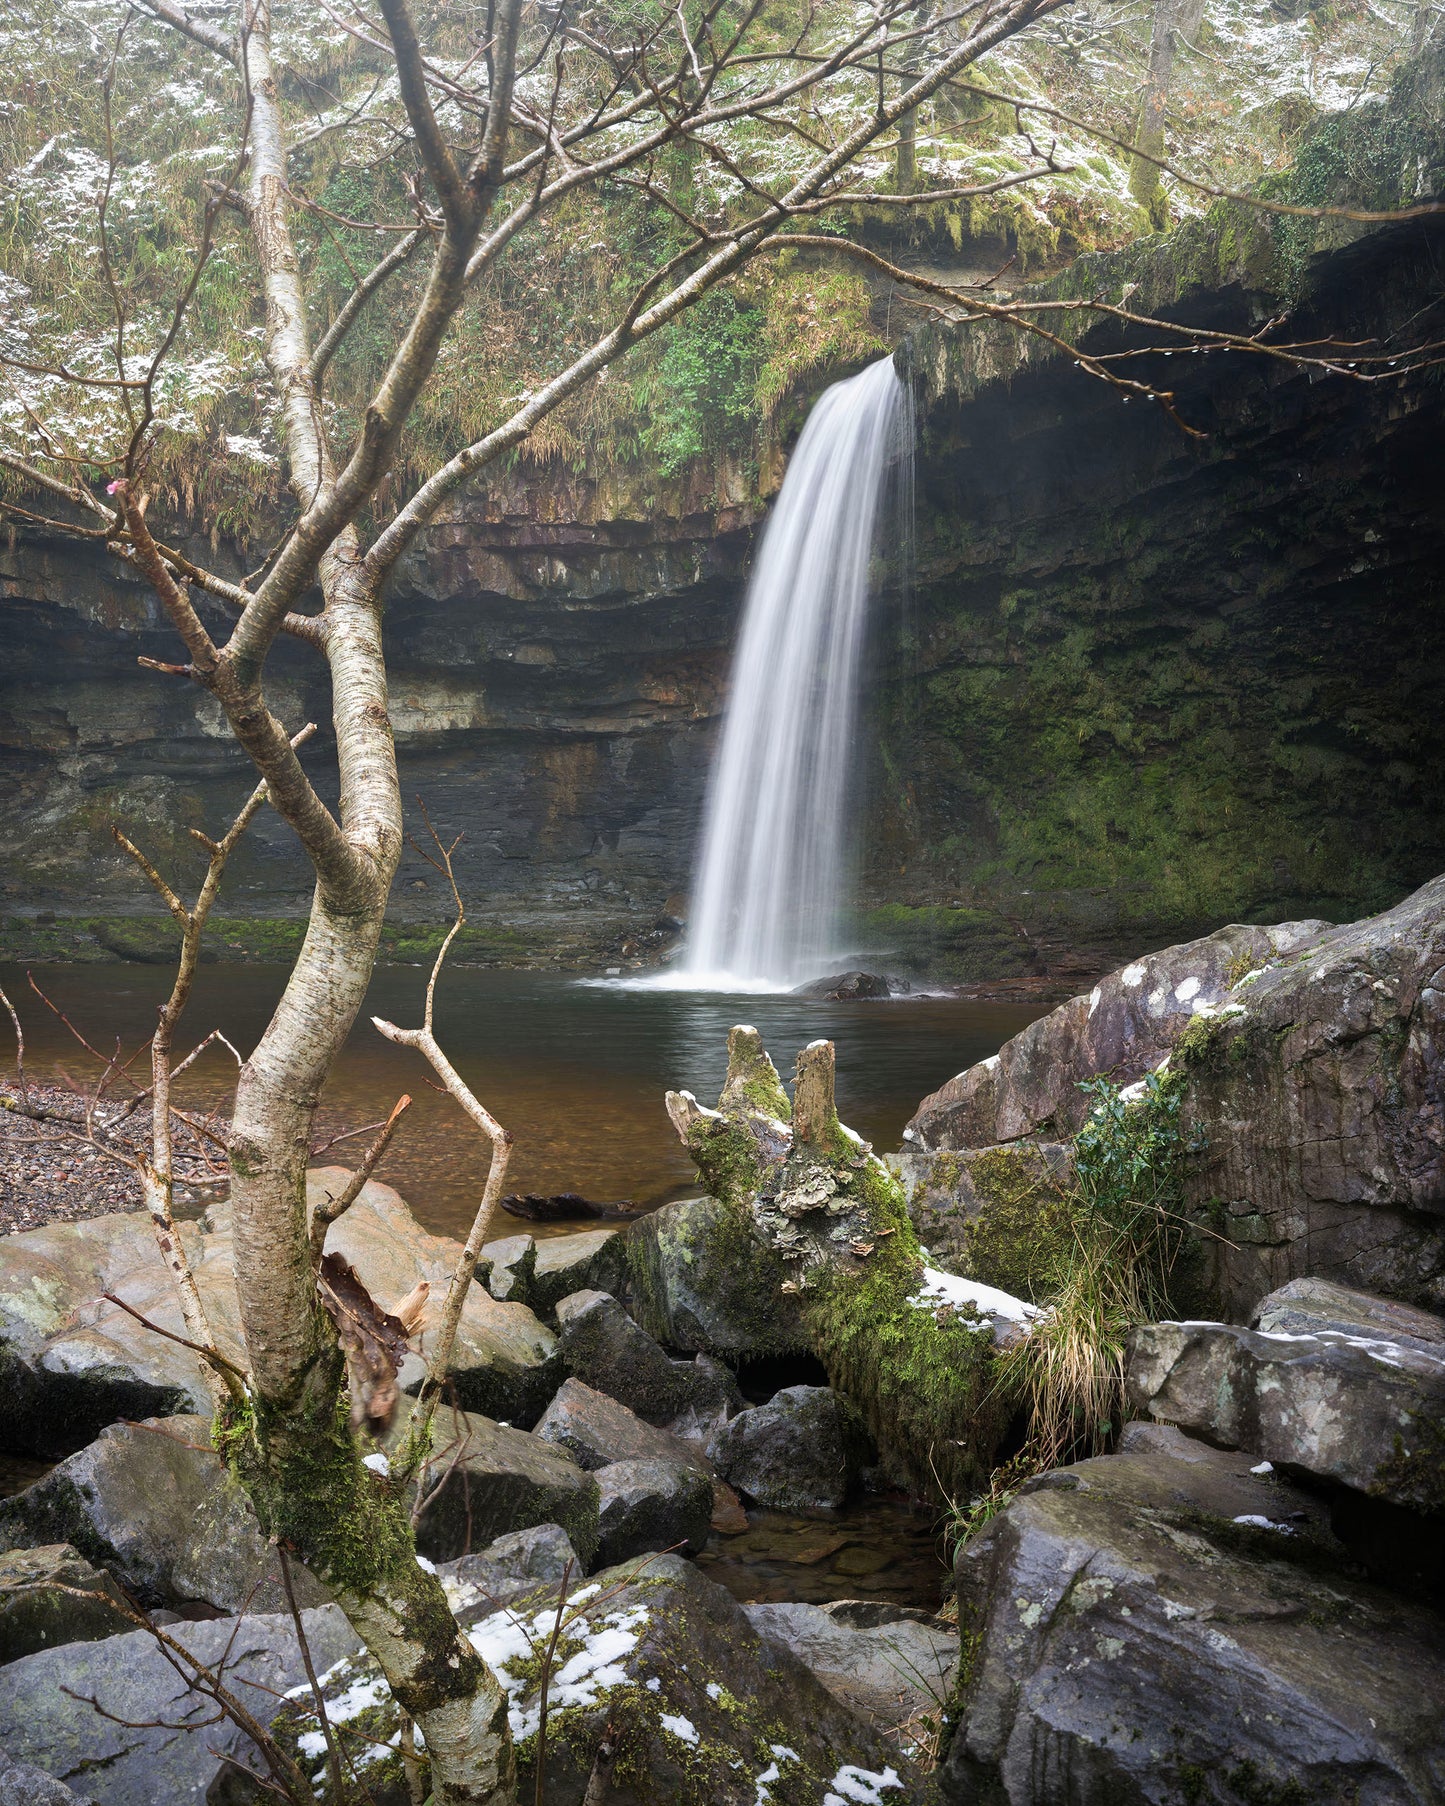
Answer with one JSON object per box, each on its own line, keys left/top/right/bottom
{"left": 939, "top": 1425, "right": 1445, "bottom": 1804}
{"left": 411, "top": 1405, "right": 600, "bottom": 1567}
{"left": 706, "top": 1386, "right": 874, "bottom": 1511}
{"left": 262, "top": 1552, "right": 913, "bottom": 1806}
{"left": 620, "top": 1196, "right": 803, "bottom": 1356}
{"left": 0, "top": 1604, "right": 362, "bottom": 1806}
{"left": 0, "top": 1414, "right": 324, "bottom": 1614}
{"left": 891, "top": 1139, "right": 1074, "bottom": 1301}
{"left": 533, "top": 1377, "right": 710, "bottom": 1475}
{"left": 0, "top": 1171, "right": 561, "bottom": 1456}
{"left": 745, "top": 1600, "right": 957, "bottom": 1736}
{"left": 1125, "top": 1297, "right": 1445, "bottom": 1512}
{"left": 594, "top": 1457, "right": 714, "bottom": 1566}
{"left": 0, "top": 1544, "right": 132, "bottom": 1664}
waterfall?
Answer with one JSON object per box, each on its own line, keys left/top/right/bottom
{"left": 679, "top": 355, "right": 910, "bottom": 992}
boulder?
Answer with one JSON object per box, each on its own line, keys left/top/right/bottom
{"left": 745, "top": 1600, "right": 957, "bottom": 1736}
{"left": 0, "top": 1170, "right": 561, "bottom": 1457}
{"left": 792, "top": 971, "right": 895, "bottom": 1000}
{"left": 940, "top": 1423, "right": 1445, "bottom": 1804}
{"left": 410, "top": 1405, "right": 600, "bottom": 1568}
{"left": 1254, "top": 1274, "right": 1445, "bottom": 1344}
{"left": 554, "top": 1289, "right": 742, "bottom": 1431}
{"left": 621, "top": 1196, "right": 802, "bottom": 1357}
{"left": 0, "top": 1544, "right": 132, "bottom": 1664}
{"left": 436, "top": 1524, "right": 583, "bottom": 1613}
{"left": 906, "top": 876, "right": 1445, "bottom": 1316}
{"left": 530, "top": 1229, "right": 627, "bottom": 1316}
{"left": 0, "top": 1605, "right": 361, "bottom": 1806}
{"left": 1126, "top": 1288, "right": 1445, "bottom": 1514}
{"left": 262, "top": 1553, "right": 913, "bottom": 1806}
{"left": 0, "top": 1753, "right": 84, "bottom": 1806}
{"left": 905, "top": 915, "right": 1329, "bottom": 1152}
{"left": 594, "top": 1458, "right": 714, "bottom": 1567}
{"left": 0, "top": 1415, "right": 326, "bottom": 1614}
{"left": 534, "top": 1377, "right": 710, "bottom": 1475}
{"left": 890, "top": 1140, "right": 1074, "bottom": 1300}
{"left": 706, "top": 1387, "right": 874, "bottom": 1511}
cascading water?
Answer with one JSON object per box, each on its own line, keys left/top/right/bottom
{"left": 677, "top": 355, "right": 910, "bottom": 991}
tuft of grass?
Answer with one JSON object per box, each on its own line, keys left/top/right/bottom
{"left": 998, "top": 1069, "right": 1195, "bottom": 1470}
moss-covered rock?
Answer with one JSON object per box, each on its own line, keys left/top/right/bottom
{"left": 894, "top": 1140, "right": 1075, "bottom": 1302}
{"left": 262, "top": 1553, "right": 913, "bottom": 1806}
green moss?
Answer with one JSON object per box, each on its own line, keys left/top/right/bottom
{"left": 803, "top": 1210, "right": 1011, "bottom": 1501}
{"left": 229, "top": 1379, "right": 415, "bottom": 1601}
{"left": 955, "top": 1146, "right": 1073, "bottom": 1304}
{"left": 1372, "top": 1414, "right": 1445, "bottom": 1516}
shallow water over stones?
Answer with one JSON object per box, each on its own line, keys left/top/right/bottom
{"left": 698, "top": 1499, "right": 947, "bottom": 1610}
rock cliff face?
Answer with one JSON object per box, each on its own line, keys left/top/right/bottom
{"left": 0, "top": 467, "right": 757, "bottom": 963}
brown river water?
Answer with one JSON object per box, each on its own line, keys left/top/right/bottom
{"left": 0, "top": 961, "right": 1044, "bottom": 1243}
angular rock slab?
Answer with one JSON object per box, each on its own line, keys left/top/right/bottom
{"left": 707, "top": 1385, "right": 875, "bottom": 1511}
{"left": 436, "top": 1524, "right": 583, "bottom": 1614}
{"left": 1255, "top": 1275, "right": 1445, "bottom": 1345}
{"left": 0, "top": 1604, "right": 361, "bottom": 1806}
{"left": 534, "top": 1377, "right": 710, "bottom": 1474}
{"left": 0, "top": 1544, "right": 132, "bottom": 1665}
{"left": 0, "top": 1753, "right": 84, "bottom": 1806}
{"left": 411, "top": 1405, "right": 601, "bottom": 1568}
{"left": 531, "top": 1229, "right": 627, "bottom": 1316}
{"left": 594, "top": 1457, "right": 713, "bottom": 1567}
{"left": 554, "top": 1288, "right": 742, "bottom": 1431}
{"left": 0, "top": 1415, "right": 325, "bottom": 1614}
{"left": 746, "top": 1600, "right": 957, "bottom": 1737}
{"left": 1126, "top": 1298, "right": 1445, "bottom": 1511}
{"left": 0, "top": 1170, "right": 559, "bottom": 1456}
{"left": 940, "top": 1425, "right": 1445, "bottom": 1805}
{"left": 264, "top": 1552, "right": 914, "bottom": 1806}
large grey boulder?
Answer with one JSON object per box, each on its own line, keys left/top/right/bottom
{"left": 706, "top": 1386, "right": 875, "bottom": 1511}
{"left": 554, "top": 1288, "right": 742, "bottom": 1431}
{"left": 620, "top": 1196, "right": 803, "bottom": 1356}
{"left": 905, "top": 876, "right": 1445, "bottom": 1315}
{"left": 745, "top": 1601, "right": 957, "bottom": 1735}
{"left": 410, "top": 1405, "right": 600, "bottom": 1567}
{"left": 940, "top": 1423, "right": 1445, "bottom": 1804}
{"left": 0, "top": 1545, "right": 132, "bottom": 1664}
{"left": 262, "top": 1553, "right": 914, "bottom": 1806}
{"left": 906, "top": 915, "right": 1328, "bottom": 1151}
{"left": 891, "top": 1139, "right": 1074, "bottom": 1299}
{"left": 533, "top": 1377, "right": 710, "bottom": 1474}
{"left": 594, "top": 1457, "right": 714, "bottom": 1567}
{"left": 0, "top": 1170, "right": 560, "bottom": 1455}
{"left": 0, "top": 1604, "right": 361, "bottom": 1806}
{"left": 0, "top": 1415, "right": 325, "bottom": 1614}
{"left": 1126, "top": 1284, "right": 1445, "bottom": 1513}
